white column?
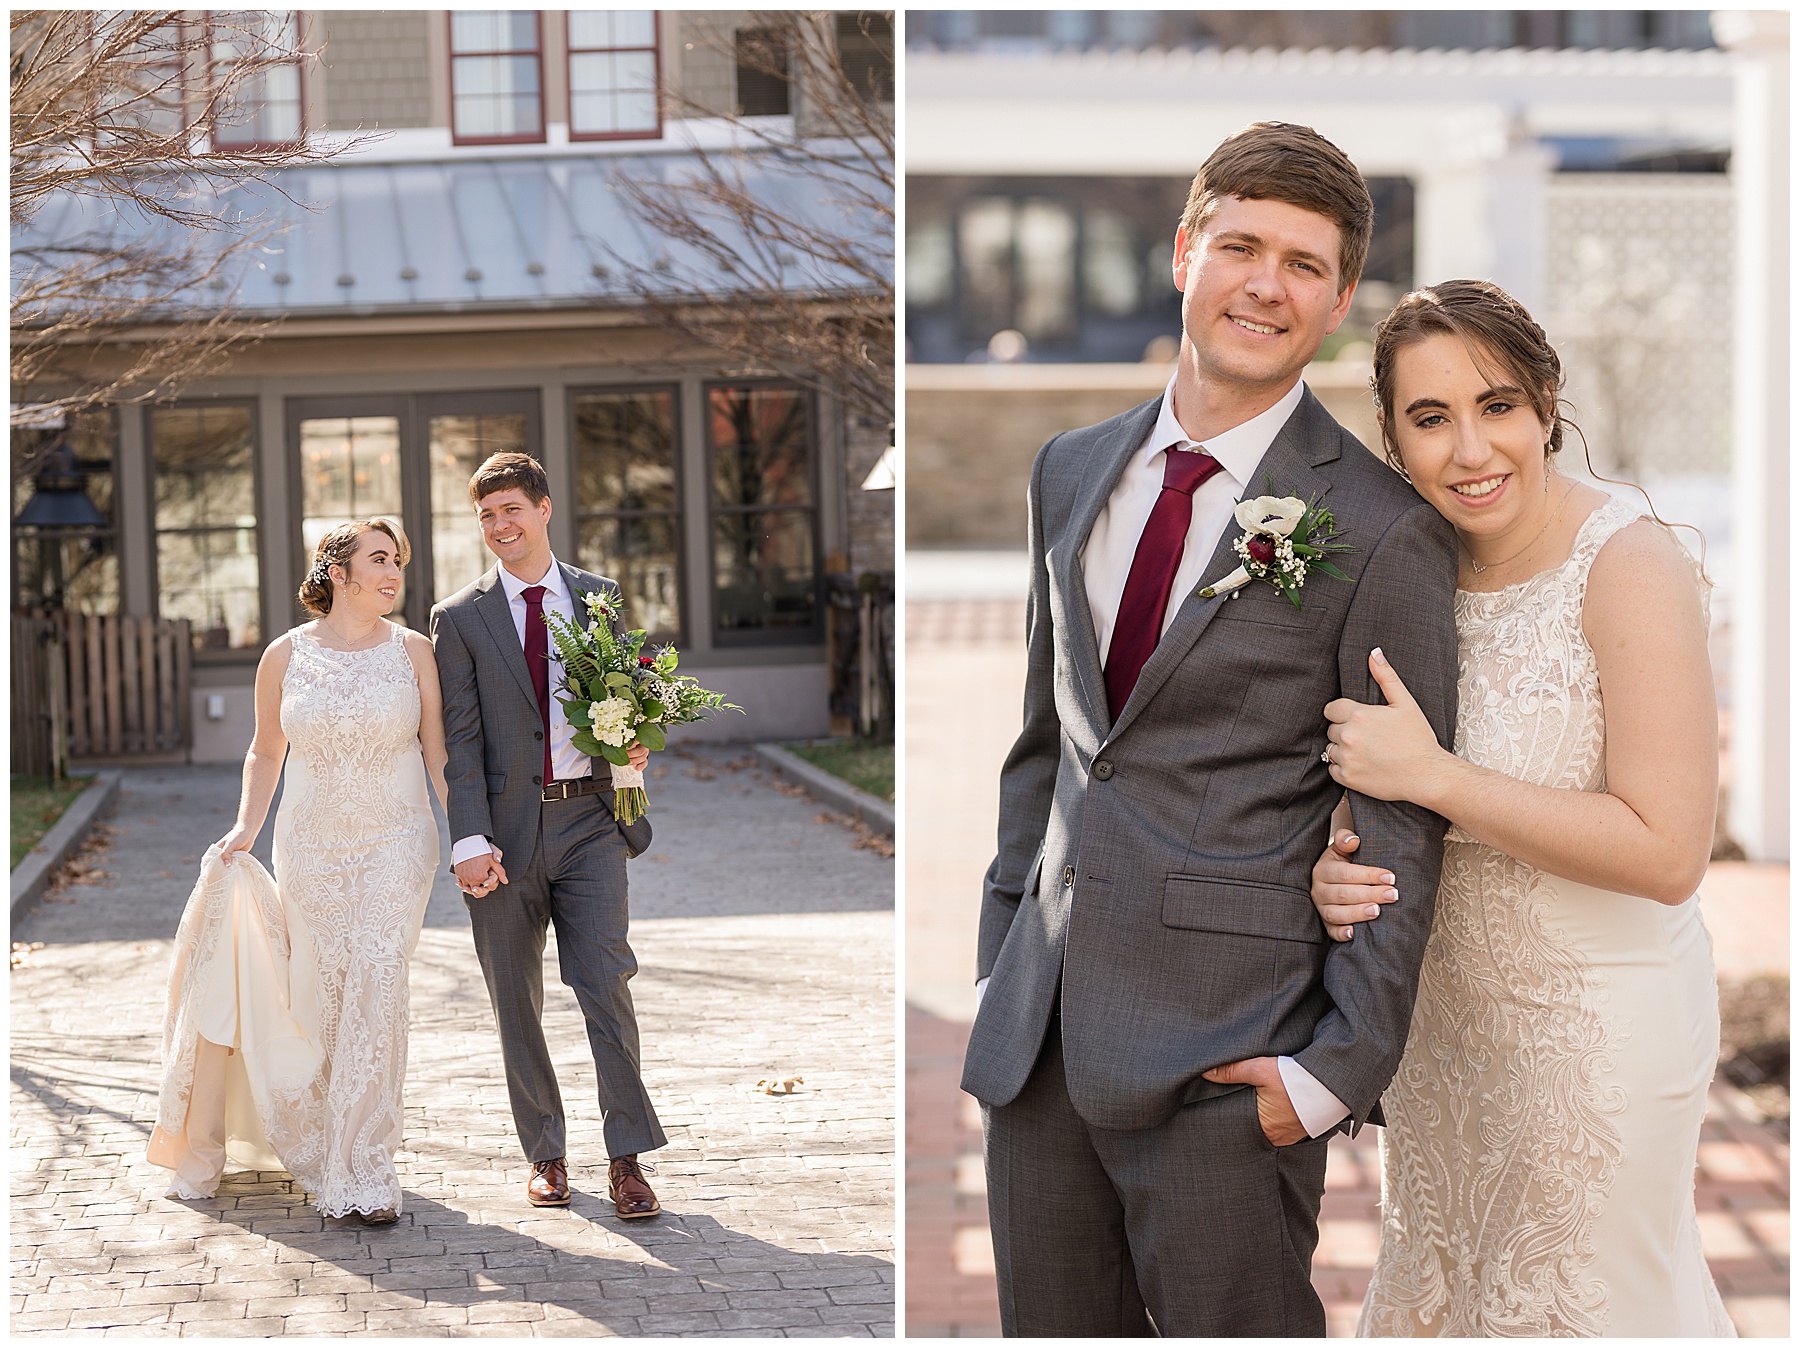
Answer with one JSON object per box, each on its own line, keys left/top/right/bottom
{"left": 1486, "top": 131, "right": 1556, "bottom": 315}
{"left": 1715, "top": 10, "right": 1789, "bottom": 862}
{"left": 1414, "top": 165, "right": 1494, "bottom": 286}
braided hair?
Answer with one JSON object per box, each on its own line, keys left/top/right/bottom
{"left": 298, "top": 518, "right": 410, "bottom": 617}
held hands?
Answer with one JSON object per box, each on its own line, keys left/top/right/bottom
{"left": 1311, "top": 830, "right": 1399, "bottom": 942}
{"left": 1202, "top": 1057, "right": 1308, "bottom": 1147}
{"left": 1323, "top": 648, "right": 1453, "bottom": 805}
{"left": 454, "top": 845, "right": 507, "bottom": 898}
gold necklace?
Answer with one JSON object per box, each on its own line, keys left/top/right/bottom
{"left": 1467, "top": 478, "right": 1575, "bottom": 576}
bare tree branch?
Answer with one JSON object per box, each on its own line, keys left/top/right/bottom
{"left": 10, "top": 9, "right": 372, "bottom": 435}
{"left": 603, "top": 12, "right": 894, "bottom": 424}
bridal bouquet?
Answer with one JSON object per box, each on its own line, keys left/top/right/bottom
{"left": 542, "top": 591, "right": 741, "bottom": 824}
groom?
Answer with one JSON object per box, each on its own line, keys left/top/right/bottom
{"left": 962, "top": 122, "right": 1459, "bottom": 1335}
{"left": 431, "top": 451, "right": 665, "bottom": 1219}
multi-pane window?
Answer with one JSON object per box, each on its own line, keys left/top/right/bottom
{"left": 573, "top": 389, "right": 681, "bottom": 638}
{"left": 735, "top": 27, "right": 790, "bottom": 117}
{"left": 708, "top": 385, "right": 817, "bottom": 638}
{"left": 151, "top": 405, "right": 260, "bottom": 652}
{"left": 835, "top": 13, "right": 893, "bottom": 103}
{"left": 429, "top": 412, "right": 528, "bottom": 603}
{"left": 12, "top": 410, "right": 118, "bottom": 616}
{"left": 567, "top": 12, "right": 660, "bottom": 140}
{"left": 297, "top": 414, "right": 405, "bottom": 612}
{"left": 91, "top": 13, "right": 188, "bottom": 148}
{"left": 450, "top": 11, "right": 544, "bottom": 144}
{"left": 211, "top": 11, "right": 304, "bottom": 148}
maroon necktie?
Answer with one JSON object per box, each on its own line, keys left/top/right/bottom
{"left": 521, "top": 585, "right": 555, "bottom": 785}
{"left": 1104, "top": 447, "right": 1225, "bottom": 721}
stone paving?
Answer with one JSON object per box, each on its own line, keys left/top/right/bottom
{"left": 12, "top": 745, "right": 895, "bottom": 1337}
{"left": 904, "top": 595, "right": 1789, "bottom": 1338}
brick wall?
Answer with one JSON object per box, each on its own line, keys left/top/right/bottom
{"left": 318, "top": 11, "right": 434, "bottom": 130}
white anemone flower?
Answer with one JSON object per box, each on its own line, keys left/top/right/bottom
{"left": 1234, "top": 495, "right": 1306, "bottom": 538}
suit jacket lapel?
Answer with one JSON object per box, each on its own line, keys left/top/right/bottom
{"left": 1105, "top": 388, "right": 1342, "bottom": 746}
{"left": 1054, "top": 396, "right": 1164, "bottom": 736}
{"left": 474, "top": 567, "right": 540, "bottom": 709}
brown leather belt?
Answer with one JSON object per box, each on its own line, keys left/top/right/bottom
{"left": 542, "top": 776, "right": 606, "bottom": 802}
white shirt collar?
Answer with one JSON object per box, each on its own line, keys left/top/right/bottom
{"left": 497, "top": 556, "right": 566, "bottom": 603}
{"left": 1144, "top": 373, "right": 1308, "bottom": 489}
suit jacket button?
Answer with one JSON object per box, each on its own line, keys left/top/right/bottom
{"left": 534, "top": 731, "right": 544, "bottom": 741}
{"left": 1092, "top": 759, "right": 1114, "bottom": 780}
{"left": 532, "top": 775, "right": 543, "bottom": 786}
{"left": 1062, "top": 865, "right": 1074, "bottom": 887}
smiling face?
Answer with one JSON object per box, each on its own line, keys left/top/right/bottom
{"left": 1172, "top": 195, "right": 1357, "bottom": 400}
{"left": 476, "top": 486, "right": 554, "bottom": 580}
{"left": 333, "top": 527, "right": 404, "bottom": 616}
{"left": 1386, "top": 331, "right": 1555, "bottom": 543}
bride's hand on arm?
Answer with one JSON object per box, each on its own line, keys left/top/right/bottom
{"left": 1311, "top": 819, "right": 1400, "bottom": 943}
{"left": 216, "top": 637, "right": 292, "bottom": 864}
{"left": 1323, "top": 649, "right": 1463, "bottom": 805}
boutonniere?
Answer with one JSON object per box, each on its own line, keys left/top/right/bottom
{"left": 1198, "top": 489, "right": 1353, "bottom": 610}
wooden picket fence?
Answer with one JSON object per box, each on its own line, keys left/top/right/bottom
{"left": 12, "top": 611, "right": 193, "bottom": 770}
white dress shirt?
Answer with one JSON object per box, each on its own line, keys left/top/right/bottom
{"left": 1082, "top": 373, "right": 1306, "bottom": 664}
{"left": 979, "top": 373, "right": 1350, "bottom": 1139}
{"left": 450, "top": 557, "right": 592, "bottom": 866}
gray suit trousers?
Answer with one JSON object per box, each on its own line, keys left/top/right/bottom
{"left": 985, "top": 1015, "right": 1329, "bottom": 1337}
{"left": 463, "top": 790, "right": 667, "bottom": 1162}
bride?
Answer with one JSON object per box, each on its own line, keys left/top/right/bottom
{"left": 148, "top": 518, "right": 462, "bottom": 1225}
{"left": 1308, "top": 280, "right": 1733, "bottom": 1335}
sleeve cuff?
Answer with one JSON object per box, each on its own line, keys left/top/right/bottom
{"left": 1277, "top": 1055, "right": 1352, "bottom": 1138}
{"left": 450, "top": 835, "right": 494, "bottom": 865}
{"left": 974, "top": 977, "right": 989, "bottom": 1010}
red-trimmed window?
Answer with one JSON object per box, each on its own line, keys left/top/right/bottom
{"left": 566, "top": 12, "right": 660, "bottom": 141}
{"left": 210, "top": 11, "right": 305, "bottom": 149}
{"left": 90, "top": 13, "right": 190, "bottom": 148}
{"left": 449, "top": 11, "right": 544, "bottom": 145}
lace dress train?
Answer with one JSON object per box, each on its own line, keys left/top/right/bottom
{"left": 1358, "top": 498, "right": 1734, "bottom": 1338}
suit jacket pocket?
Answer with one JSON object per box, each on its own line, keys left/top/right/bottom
{"left": 1212, "top": 588, "right": 1316, "bottom": 629}
{"left": 486, "top": 772, "right": 507, "bottom": 794}
{"left": 1162, "top": 873, "right": 1326, "bottom": 944}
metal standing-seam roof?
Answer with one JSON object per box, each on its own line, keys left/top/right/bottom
{"left": 13, "top": 147, "right": 890, "bottom": 319}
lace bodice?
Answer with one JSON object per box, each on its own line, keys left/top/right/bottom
{"left": 1443, "top": 497, "right": 1648, "bottom": 841}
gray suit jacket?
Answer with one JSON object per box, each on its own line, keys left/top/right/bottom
{"left": 960, "top": 389, "right": 1458, "bottom": 1134}
{"left": 431, "top": 561, "right": 651, "bottom": 876}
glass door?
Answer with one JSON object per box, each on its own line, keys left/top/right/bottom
{"left": 423, "top": 394, "right": 537, "bottom": 604}
{"left": 288, "top": 391, "right": 539, "bottom": 630}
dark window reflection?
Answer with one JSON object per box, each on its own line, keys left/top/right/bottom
{"left": 707, "top": 386, "right": 817, "bottom": 638}
{"left": 151, "top": 405, "right": 260, "bottom": 652}
{"left": 574, "top": 389, "right": 680, "bottom": 638}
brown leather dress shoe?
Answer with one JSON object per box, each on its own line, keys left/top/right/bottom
{"left": 607, "top": 1155, "right": 660, "bottom": 1219}
{"left": 528, "top": 1157, "right": 571, "bottom": 1206}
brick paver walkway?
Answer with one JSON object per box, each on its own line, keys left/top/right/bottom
{"left": 13, "top": 747, "right": 894, "bottom": 1337}
{"left": 905, "top": 595, "right": 1789, "bottom": 1338}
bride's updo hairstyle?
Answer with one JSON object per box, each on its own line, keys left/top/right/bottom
{"left": 299, "top": 518, "right": 410, "bottom": 617}
{"left": 1370, "top": 278, "right": 1570, "bottom": 474}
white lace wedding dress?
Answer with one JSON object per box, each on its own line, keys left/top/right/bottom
{"left": 149, "top": 623, "right": 438, "bottom": 1217}
{"left": 1359, "top": 498, "right": 1735, "bottom": 1337}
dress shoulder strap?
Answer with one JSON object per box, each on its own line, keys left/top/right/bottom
{"left": 1564, "top": 494, "right": 1644, "bottom": 580}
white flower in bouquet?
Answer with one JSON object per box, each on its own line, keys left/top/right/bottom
{"left": 588, "top": 697, "right": 636, "bottom": 748}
